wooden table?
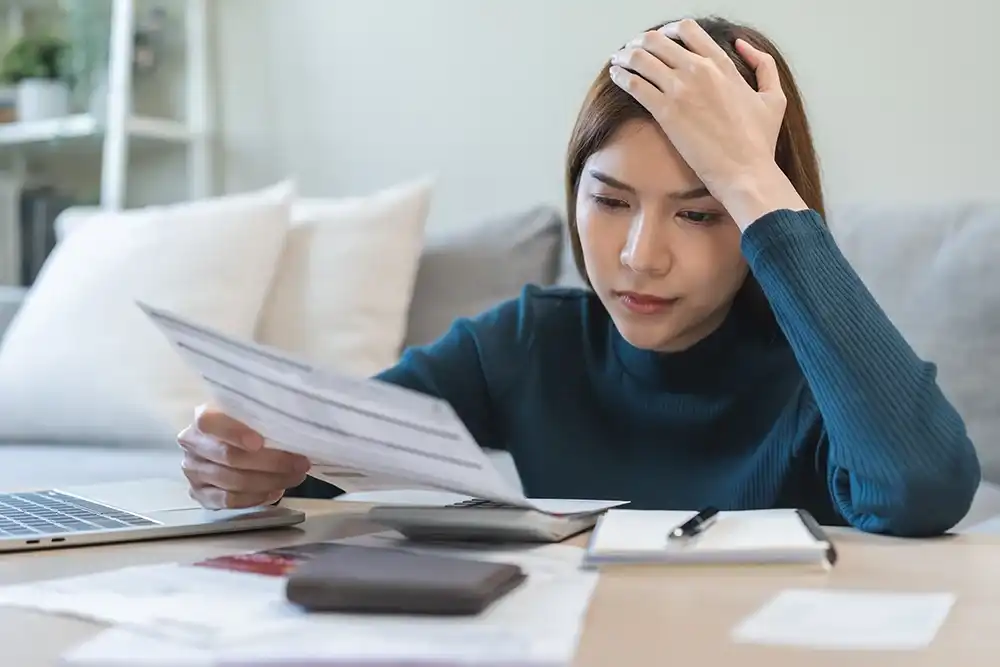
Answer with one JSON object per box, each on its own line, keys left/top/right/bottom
{"left": 2, "top": 499, "right": 999, "bottom": 666}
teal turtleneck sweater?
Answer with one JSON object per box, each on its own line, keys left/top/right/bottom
{"left": 295, "top": 208, "right": 981, "bottom": 537}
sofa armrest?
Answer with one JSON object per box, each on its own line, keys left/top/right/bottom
{"left": 0, "top": 286, "right": 28, "bottom": 341}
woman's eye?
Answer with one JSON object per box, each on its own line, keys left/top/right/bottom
{"left": 678, "top": 210, "right": 721, "bottom": 225}
{"left": 593, "top": 195, "right": 629, "bottom": 210}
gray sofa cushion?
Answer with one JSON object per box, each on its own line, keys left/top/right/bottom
{"left": 403, "top": 205, "right": 565, "bottom": 348}
{"left": 555, "top": 221, "right": 588, "bottom": 289}
{"left": 0, "top": 443, "right": 184, "bottom": 492}
{"left": 827, "top": 201, "right": 1000, "bottom": 484}
{"left": 0, "top": 286, "right": 27, "bottom": 341}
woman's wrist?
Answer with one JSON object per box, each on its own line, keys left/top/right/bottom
{"left": 718, "top": 163, "right": 809, "bottom": 232}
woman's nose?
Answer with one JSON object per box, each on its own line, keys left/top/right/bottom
{"left": 620, "top": 215, "right": 671, "bottom": 276}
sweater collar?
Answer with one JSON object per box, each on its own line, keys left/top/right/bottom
{"left": 609, "top": 290, "right": 774, "bottom": 391}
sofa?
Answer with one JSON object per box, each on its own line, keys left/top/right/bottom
{"left": 1, "top": 196, "right": 999, "bottom": 529}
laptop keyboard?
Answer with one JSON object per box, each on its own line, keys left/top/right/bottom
{"left": 0, "top": 490, "right": 157, "bottom": 537}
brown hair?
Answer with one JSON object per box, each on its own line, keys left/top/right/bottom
{"left": 565, "top": 16, "right": 825, "bottom": 300}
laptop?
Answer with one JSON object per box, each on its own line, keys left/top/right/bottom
{"left": 0, "top": 478, "right": 305, "bottom": 553}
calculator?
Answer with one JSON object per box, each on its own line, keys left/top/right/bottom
{"left": 365, "top": 498, "right": 604, "bottom": 544}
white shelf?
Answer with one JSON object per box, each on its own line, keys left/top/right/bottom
{"left": 125, "top": 116, "right": 193, "bottom": 142}
{"left": 0, "top": 113, "right": 192, "bottom": 147}
{"left": 0, "top": 0, "right": 211, "bottom": 209}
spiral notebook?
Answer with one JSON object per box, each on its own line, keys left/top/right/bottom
{"left": 582, "top": 508, "right": 837, "bottom": 569}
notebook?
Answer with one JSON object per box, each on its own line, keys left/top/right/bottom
{"left": 583, "top": 508, "right": 837, "bottom": 569}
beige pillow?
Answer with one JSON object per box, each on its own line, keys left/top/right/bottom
{"left": 255, "top": 177, "right": 434, "bottom": 376}
{"left": 0, "top": 182, "right": 295, "bottom": 446}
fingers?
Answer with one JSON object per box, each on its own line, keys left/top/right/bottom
{"left": 609, "top": 65, "right": 662, "bottom": 114}
{"left": 611, "top": 46, "right": 675, "bottom": 93}
{"left": 178, "top": 425, "right": 311, "bottom": 474}
{"left": 610, "top": 29, "right": 688, "bottom": 101}
{"left": 735, "top": 38, "right": 786, "bottom": 104}
{"left": 182, "top": 450, "right": 308, "bottom": 495}
{"left": 661, "top": 19, "right": 734, "bottom": 72}
{"left": 193, "top": 404, "right": 263, "bottom": 451}
{"left": 180, "top": 403, "right": 311, "bottom": 510}
{"left": 621, "top": 30, "right": 693, "bottom": 71}
{"left": 190, "top": 484, "right": 284, "bottom": 510}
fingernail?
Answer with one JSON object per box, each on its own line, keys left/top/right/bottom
{"left": 660, "top": 22, "right": 680, "bottom": 38}
{"left": 242, "top": 432, "right": 263, "bottom": 449}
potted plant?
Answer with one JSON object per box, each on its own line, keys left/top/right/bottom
{"left": 0, "top": 34, "right": 72, "bottom": 122}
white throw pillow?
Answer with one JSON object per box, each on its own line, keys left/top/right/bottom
{"left": 0, "top": 182, "right": 294, "bottom": 446}
{"left": 255, "top": 177, "right": 434, "bottom": 376}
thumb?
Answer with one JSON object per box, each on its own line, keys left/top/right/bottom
{"left": 193, "top": 404, "right": 263, "bottom": 451}
{"left": 735, "top": 38, "right": 784, "bottom": 104}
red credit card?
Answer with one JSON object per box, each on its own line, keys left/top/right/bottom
{"left": 193, "top": 542, "right": 344, "bottom": 577}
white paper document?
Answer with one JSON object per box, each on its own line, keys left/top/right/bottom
{"left": 64, "top": 629, "right": 213, "bottom": 667}
{"left": 0, "top": 561, "right": 288, "bottom": 641}
{"left": 139, "top": 301, "right": 623, "bottom": 515}
{"left": 731, "top": 589, "right": 956, "bottom": 650}
{"left": 46, "top": 541, "right": 598, "bottom": 666}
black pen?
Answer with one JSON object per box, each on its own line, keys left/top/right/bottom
{"left": 668, "top": 506, "right": 720, "bottom": 542}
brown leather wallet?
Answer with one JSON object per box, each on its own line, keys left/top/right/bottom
{"left": 284, "top": 544, "right": 527, "bottom": 615}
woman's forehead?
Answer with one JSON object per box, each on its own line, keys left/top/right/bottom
{"left": 583, "top": 120, "right": 702, "bottom": 194}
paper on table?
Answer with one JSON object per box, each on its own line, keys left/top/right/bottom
{"left": 214, "top": 539, "right": 597, "bottom": 666}
{"left": 56, "top": 542, "right": 599, "bottom": 666}
{"left": 63, "top": 629, "right": 213, "bottom": 667}
{"left": 2, "top": 539, "right": 587, "bottom": 638}
{"left": 66, "top": 586, "right": 593, "bottom": 667}
{"left": 0, "top": 561, "right": 288, "bottom": 643}
{"left": 731, "top": 589, "right": 956, "bottom": 650}
{"left": 140, "top": 301, "right": 622, "bottom": 515}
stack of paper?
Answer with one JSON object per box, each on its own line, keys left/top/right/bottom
{"left": 0, "top": 536, "right": 599, "bottom": 666}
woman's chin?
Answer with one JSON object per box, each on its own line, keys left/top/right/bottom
{"left": 611, "top": 309, "right": 718, "bottom": 353}
{"left": 613, "top": 319, "right": 686, "bottom": 352}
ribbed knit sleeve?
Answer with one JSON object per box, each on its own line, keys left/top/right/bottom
{"left": 741, "top": 209, "right": 980, "bottom": 536}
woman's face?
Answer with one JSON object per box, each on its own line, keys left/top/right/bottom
{"left": 575, "top": 118, "right": 748, "bottom": 352}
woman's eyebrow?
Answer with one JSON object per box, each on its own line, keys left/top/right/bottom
{"left": 588, "top": 169, "right": 635, "bottom": 193}
{"left": 587, "top": 169, "right": 711, "bottom": 200}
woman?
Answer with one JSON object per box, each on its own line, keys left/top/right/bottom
{"left": 178, "top": 17, "right": 980, "bottom": 537}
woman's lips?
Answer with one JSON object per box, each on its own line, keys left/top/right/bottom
{"left": 616, "top": 291, "right": 678, "bottom": 315}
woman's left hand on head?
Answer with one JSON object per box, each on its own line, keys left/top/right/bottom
{"left": 609, "top": 19, "right": 804, "bottom": 228}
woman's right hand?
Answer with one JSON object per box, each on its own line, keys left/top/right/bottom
{"left": 178, "top": 404, "right": 312, "bottom": 509}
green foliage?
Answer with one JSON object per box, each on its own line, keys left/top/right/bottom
{"left": 0, "top": 34, "right": 71, "bottom": 84}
